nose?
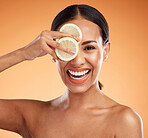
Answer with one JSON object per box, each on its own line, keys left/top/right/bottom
{"left": 70, "top": 50, "right": 85, "bottom": 67}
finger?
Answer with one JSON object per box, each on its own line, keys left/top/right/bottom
{"left": 52, "top": 31, "right": 80, "bottom": 42}
{"left": 41, "top": 30, "right": 79, "bottom": 41}
{"left": 43, "top": 37, "right": 75, "bottom": 55}
{"left": 50, "top": 31, "right": 73, "bottom": 39}
{"left": 52, "top": 52, "right": 58, "bottom": 61}
{"left": 41, "top": 30, "right": 72, "bottom": 39}
{"left": 41, "top": 41, "right": 58, "bottom": 60}
{"left": 41, "top": 41, "right": 62, "bottom": 62}
{"left": 73, "top": 36, "right": 81, "bottom": 42}
{"left": 51, "top": 57, "right": 56, "bottom": 63}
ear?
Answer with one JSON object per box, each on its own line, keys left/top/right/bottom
{"left": 103, "top": 41, "right": 110, "bottom": 62}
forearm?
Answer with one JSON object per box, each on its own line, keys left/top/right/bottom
{"left": 0, "top": 48, "right": 26, "bottom": 72}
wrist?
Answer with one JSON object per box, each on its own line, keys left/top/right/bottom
{"left": 15, "top": 47, "right": 27, "bottom": 62}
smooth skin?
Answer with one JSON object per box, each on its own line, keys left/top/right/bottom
{"left": 0, "top": 17, "right": 143, "bottom": 138}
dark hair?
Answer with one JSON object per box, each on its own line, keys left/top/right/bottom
{"left": 51, "top": 4, "right": 109, "bottom": 90}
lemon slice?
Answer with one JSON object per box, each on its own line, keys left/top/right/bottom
{"left": 59, "top": 23, "right": 82, "bottom": 42}
{"left": 55, "top": 37, "right": 79, "bottom": 61}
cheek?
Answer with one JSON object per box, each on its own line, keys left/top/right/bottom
{"left": 87, "top": 51, "right": 103, "bottom": 68}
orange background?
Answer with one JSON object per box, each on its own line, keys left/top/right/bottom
{"left": 0, "top": 0, "right": 148, "bottom": 137}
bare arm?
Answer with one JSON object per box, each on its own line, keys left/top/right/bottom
{"left": 0, "top": 30, "right": 78, "bottom": 135}
{"left": 0, "top": 48, "right": 25, "bottom": 72}
{"left": 0, "top": 31, "right": 76, "bottom": 73}
{"left": 0, "top": 100, "right": 25, "bottom": 135}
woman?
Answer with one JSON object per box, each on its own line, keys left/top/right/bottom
{"left": 0, "top": 4, "right": 143, "bottom": 138}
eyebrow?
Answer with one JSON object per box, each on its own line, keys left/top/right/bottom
{"left": 81, "top": 40, "right": 97, "bottom": 45}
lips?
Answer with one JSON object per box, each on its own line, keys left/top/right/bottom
{"left": 66, "top": 68, "right": 91, "bottom": 84}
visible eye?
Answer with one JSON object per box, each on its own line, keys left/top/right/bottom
{"left": 84, "top": 46, "right": 96, "bottom": 50}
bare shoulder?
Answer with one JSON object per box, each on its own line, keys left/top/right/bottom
{"left": 116, "top": 104, "right": 143, "bottom": 127}
{"left": 7, "top": 99, "right": 49, "bottom": 120}
{"left": 13, "top": 99, "right": 49, "bottom": 114}
{"left": 114, "top": 104, "right": 144, "bottom": 138}
{"left": 17, "top": 99, "right": 47, "bottom": 107}
{"left": 4, "top": 99, "right": 47, "bottom": 109}
{"left": 0, "top": 98, "right": 48, "bottom": 113}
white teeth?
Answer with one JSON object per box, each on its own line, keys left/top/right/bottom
{"left": 70, "top": 73, "right": 88, "bottom": 80}
{"left": 68, "top": 70, "right": 89, "bottom": 76}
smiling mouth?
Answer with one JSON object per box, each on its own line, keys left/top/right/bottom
{"left": 66, "top": 69, "right": 91, "bottom": 84}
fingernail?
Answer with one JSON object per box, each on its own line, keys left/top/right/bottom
{"left": 51, "top": 58, "right": 56, "bottom": 63}
{"left": 69, "top": 51, "right": 76, "bottom": 55}
{"left": 72, "top": 36, "right": 79, "bottom": 41}
{"left": 76, "top": 37, "right": 81, "bottom": 41}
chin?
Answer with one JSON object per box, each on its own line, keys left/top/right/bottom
{"left": 66, "top": 83, "right": 91, "bottom": 94}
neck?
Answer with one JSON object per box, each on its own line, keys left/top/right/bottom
{"left": 60, "top": 82, "right": 104, "bottom": 110}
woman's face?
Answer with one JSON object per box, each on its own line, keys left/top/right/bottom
{"left": 56, "top": 18, "right": 109, "bottom": 93}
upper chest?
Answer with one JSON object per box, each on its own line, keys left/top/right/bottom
{"left": 29, "top": 108, "right": 117, "bottom": 138}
